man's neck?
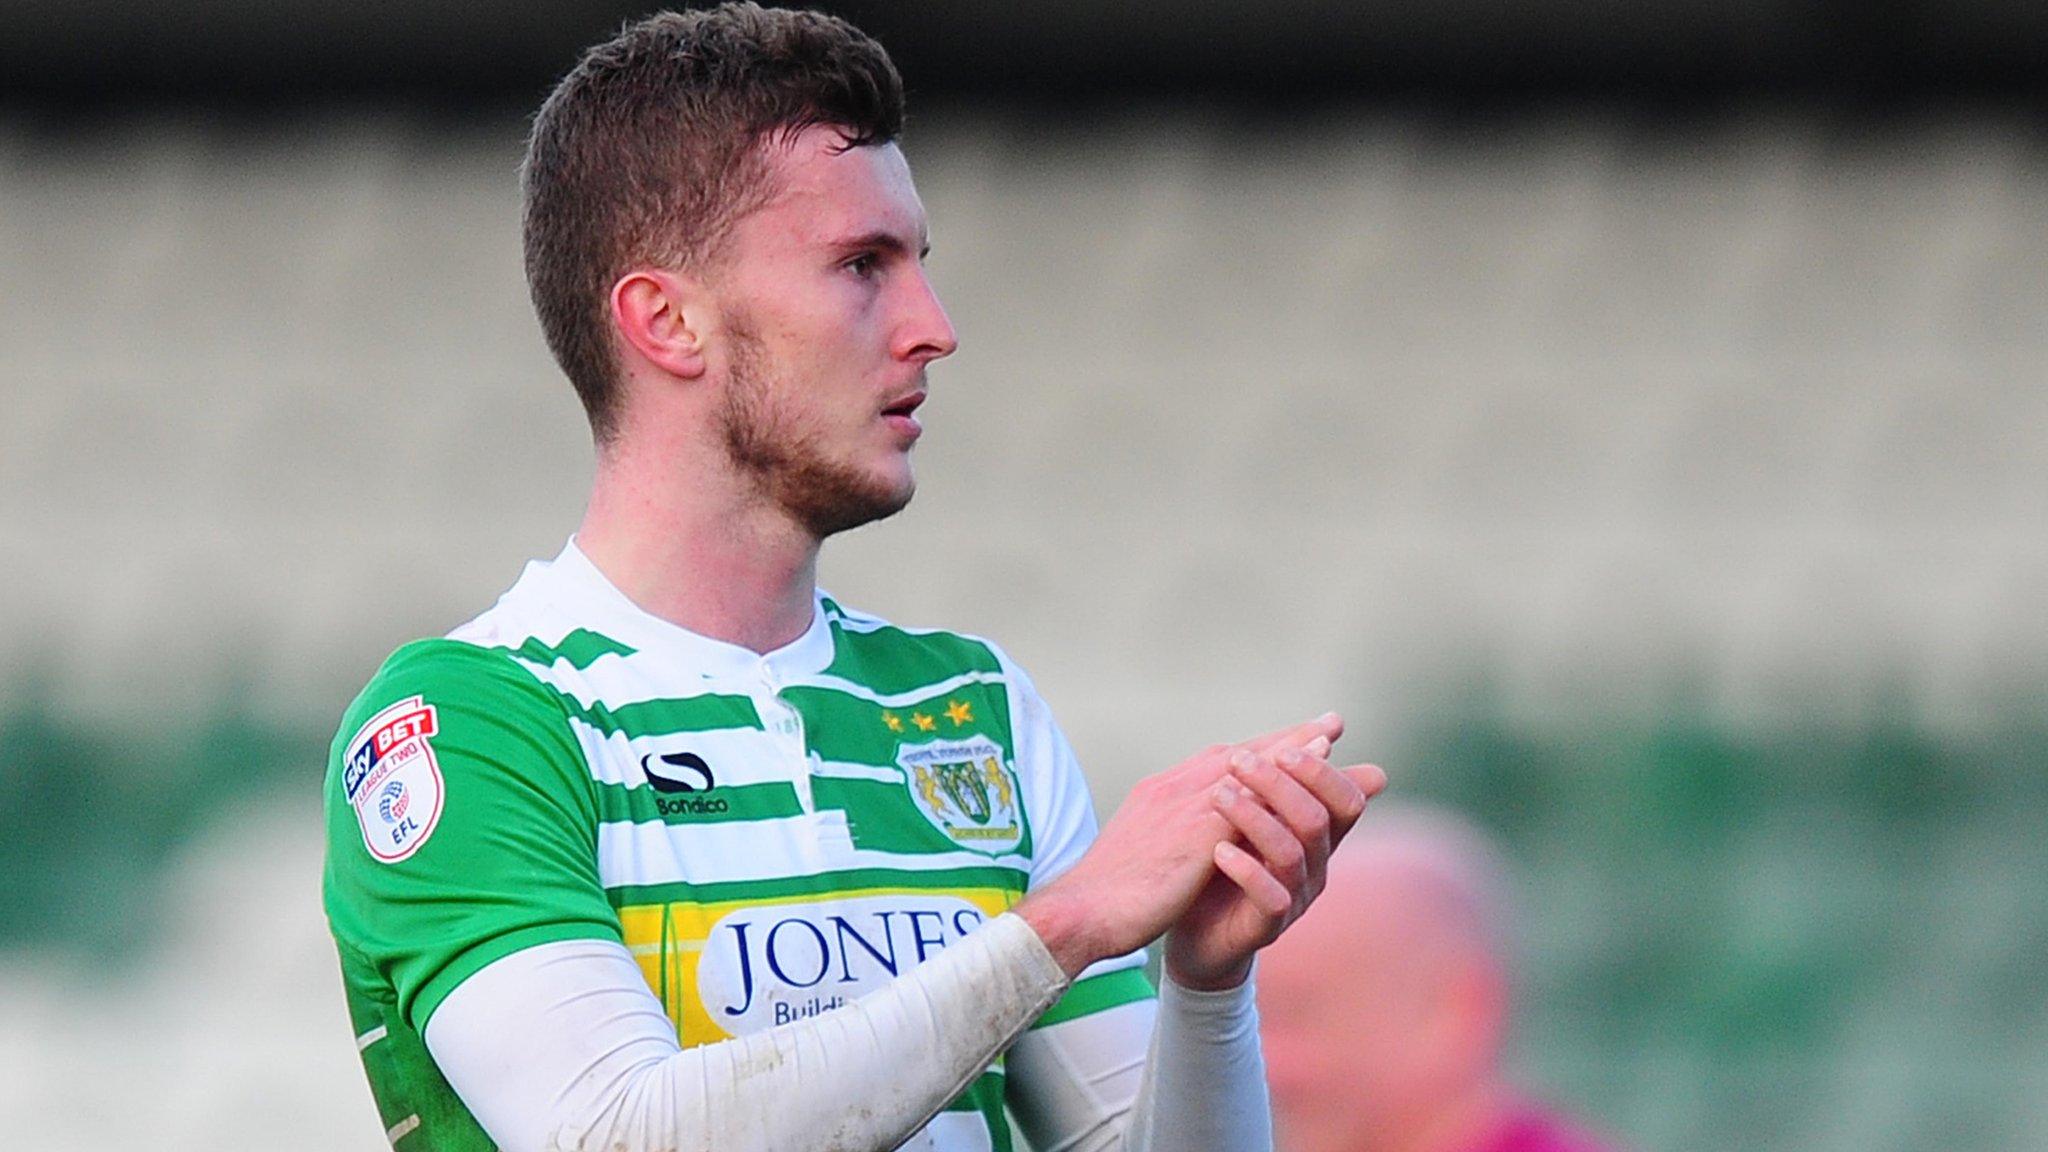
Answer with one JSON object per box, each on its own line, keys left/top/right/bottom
{"left": 576, "top": 451, "right": 822, "bottom": 655}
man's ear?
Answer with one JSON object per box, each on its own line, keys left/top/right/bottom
{"left": 610, "top": 268, "right": 708, "bottom": 381}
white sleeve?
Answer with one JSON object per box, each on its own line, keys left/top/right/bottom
{"left": 986, "top": 642, "right": 1103, "bottom": 898}
{"left": 1006, "top": 974, "right": 1273, "bottom": 1152}
{"left": 1124, "top": 974, "right": 1274, "bottom": 1151}
{"left": 987, "top": 645, "right": 1272, "bottom": 1152}
{"left": 422, "top": 912, "right": 1068, "bottom": 1152}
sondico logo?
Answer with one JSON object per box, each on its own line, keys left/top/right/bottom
{"left": 696, "top": 894, "right": 989, "bottom": 1034}
{"left": 641, "top": 750, "right": 728, "bottom": 818}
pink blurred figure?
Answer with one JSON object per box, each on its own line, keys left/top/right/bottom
{"left": 1257, "top": 805, "right": 1619, "bottom": 1152}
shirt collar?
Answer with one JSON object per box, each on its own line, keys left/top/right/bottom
{"left": 527, "top": 537, "right": 836, "bottom": 682}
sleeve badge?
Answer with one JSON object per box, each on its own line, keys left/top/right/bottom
{"left": 342, "top": 695, "right": 446, "bottom": 863}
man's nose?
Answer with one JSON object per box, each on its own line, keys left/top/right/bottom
{"left": 894, "top": 267, "right": 958, "bottom": 365}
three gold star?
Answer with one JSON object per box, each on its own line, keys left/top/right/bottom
{"left": 886, "top": 702, "right": 976, "bottom": 734}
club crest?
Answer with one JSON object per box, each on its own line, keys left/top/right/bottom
{"left": 897, "top": 735, "right": 1023, "bottom": 856}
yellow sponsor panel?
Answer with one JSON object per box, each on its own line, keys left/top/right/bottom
{"left": 620, "top": 886, "right": 1021, "bottom": 1045}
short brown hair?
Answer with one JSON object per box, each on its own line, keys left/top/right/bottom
{"left": 521, "top": 4, "right": 905, "bottom": 441}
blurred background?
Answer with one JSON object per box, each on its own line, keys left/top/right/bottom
{"left": 1, "top": 1, "right": 2044, "bottom": 1149}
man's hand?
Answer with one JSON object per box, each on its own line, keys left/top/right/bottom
{"left": 1163, "top": 746, "right": 1386, "bottom": 990}
{"left": 1013, "top": 714, "right": 1352, "bottom": 980}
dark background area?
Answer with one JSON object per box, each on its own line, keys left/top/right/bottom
{"left": 4, "top": 0, "right": 2045, "bottom": 109}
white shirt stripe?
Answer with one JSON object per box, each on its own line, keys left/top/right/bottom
{"left": 803, "top": 669, "right": 1010, "bottom": 708}
{"left": 594, "top": 817, "right": 1033, "bottom": 888}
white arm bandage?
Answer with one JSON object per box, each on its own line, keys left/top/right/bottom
{"left": 422, "top": 912, "right": 1069, "bottom": 1152}
{"left": 1006, "top": 972, "right": 1273, "bottom": 1152}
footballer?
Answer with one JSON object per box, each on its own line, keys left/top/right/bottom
{"left": 322, "top": 6, "right": 1386, "bottom": 1150}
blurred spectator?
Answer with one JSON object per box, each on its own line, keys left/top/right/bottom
{"left": 1257, "top": 804, "right": 1617, "bottom": 1152}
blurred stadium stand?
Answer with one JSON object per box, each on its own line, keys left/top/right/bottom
{"left": 1, "top": 3, "right": 2044, "bottom": 1150}
{"left": 2, "top": 0, "right": 2047, "bottom": 103}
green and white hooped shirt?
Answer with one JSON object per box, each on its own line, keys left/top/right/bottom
{"left": 322, "top": 541, "right": 1154, "bottom": 1151}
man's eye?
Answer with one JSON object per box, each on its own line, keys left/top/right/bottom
{"left": 846, "top": 254, "right": 878, "bottom": 278}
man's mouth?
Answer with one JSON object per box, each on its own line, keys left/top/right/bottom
{"left": 881, "top": 392, "right": 926, "bottom": 441}
{"left": 881, "top": 391, "right": 926, "bottom": 420}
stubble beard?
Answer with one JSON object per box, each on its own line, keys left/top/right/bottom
{"left": 716, "top": 318, "right": 916, "bottom": 541}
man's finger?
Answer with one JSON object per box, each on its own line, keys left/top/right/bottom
{"left": 1230, "top": 752, "right": 1332, "bottom": 866}
{"left": 1324, "top": 763, "right": 1389, "bottom": 844}
{"left": 1344, "top": 762, "right": 1388, "bottom": 801}
{"left": 1241, "top": 712, "right": 1344, "bottom": 757}
{"left": 1271, "top": 752, "right": 1371, "bottom": 838}
{"left": 1213, "top": 774, "right": 1309, "bottom": 890}
{"left": 1213, "top": 841, "right": 1293, "bottom": 918}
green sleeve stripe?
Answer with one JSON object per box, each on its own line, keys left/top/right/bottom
{"left": 594, "top": 779, "right": 804, "bottom": 824}
{"left": 557, "top": 688, "right": 762, "bottom": 739}
{"left": 411, "top": 920, "right": 625, "bottom": 1032}
{"left": 945, "top": 1069, "right": 1006, "bottom": 1114}
{"left": 1033, "top": 967, "right": 1156, "bottom": 1029}
{"left": 605, "top": 864, "right": 1028, "bottom": 908}
{"left": 499, "top": 628, "right": 636, "bottom": 670}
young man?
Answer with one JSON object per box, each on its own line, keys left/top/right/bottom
{"left": 323, "top": 7, "right": 1384, "bottom": 1150}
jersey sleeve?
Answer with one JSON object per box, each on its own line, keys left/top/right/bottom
{"left": 991, "top": 644, "right": 1157, "bottom": 1028}
{"left": 323, "top": 638, "right": 623, "bottom": 1033}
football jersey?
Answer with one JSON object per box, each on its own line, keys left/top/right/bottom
{"left": 323, "top": 540, "right": 1153, "bottom": 1151}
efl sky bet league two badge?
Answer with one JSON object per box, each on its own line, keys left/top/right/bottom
{"left": 344, "top": 695, "right": 446, "bottom": 863}
{"left": 897, "top": 735, "right": 1023, "bottom": 855}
